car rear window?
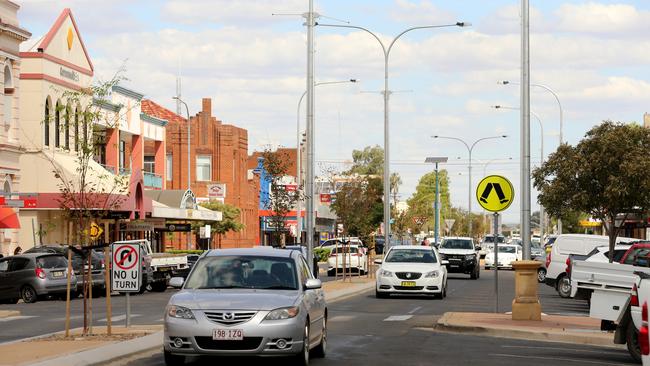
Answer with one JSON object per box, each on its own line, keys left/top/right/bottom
{"left": 331, "top": 247, "right": 359, "bottom": 255}
{"left": 37, "top": 255, "right": 68, "bottom": 269}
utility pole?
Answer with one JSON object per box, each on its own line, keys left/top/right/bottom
{"left": 521, "top": 0, "right": 532, "bottom": 260}
{"left": 305, "top": 0, "right": 317, "bottom": 268}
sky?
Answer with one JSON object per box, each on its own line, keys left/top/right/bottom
{"left": 16, "top": 0, "right": 650, "bottom": 224}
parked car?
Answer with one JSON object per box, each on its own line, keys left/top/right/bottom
{"left": 531, "top": 242, "right": 545, "bottom": 258}
{"left": 479, "top": 235, "right": 505, "bottom": 257}
{"left": 164, "top": 247, "right": 326, "bottom": 366}
{"left": 544, "top": 234, "right": 636, "bottom": 298}
{"left": 438, "top": 237, "right": 480, "bottom": 279}
{"left": 584, "top": 244, "right": 634, "bottom": 263}
{"left": 0, "top": 253, "right": 76, "bottom": 303}
{"left": 533, "top": 254, "right": 547, "bottom": 282}
{"left": 620, "top": 242, "right": 650, "bottom": 266}
{"left": 25, "top": 245, "right": 104, "bottom": 297}
{"left": 374, "top": 245, "right": 447, "bottom": 299}
{"left": 374, "top": 236, "right": 385, "bottom": 255}
{"left": 484, "top": 244, "right": 522, "bottom": 270}
{"left": 327, "top": 245, "right": 368, "bottom": 276}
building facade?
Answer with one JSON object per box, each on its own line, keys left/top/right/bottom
{"left": 0, "top": 0, "right": 29, "bottom": 256}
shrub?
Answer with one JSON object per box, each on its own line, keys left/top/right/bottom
{"left": 314, "top": 248, "right": 331, "bottom": 262}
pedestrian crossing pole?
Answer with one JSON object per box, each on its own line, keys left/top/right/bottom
{"left": 494, "top": 212, "right": 499, "bottom": 313}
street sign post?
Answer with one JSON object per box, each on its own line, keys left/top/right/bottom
{"left": 111, "top": 242, "right": 141, "bottom": 327}
{"left": 476, "top": 175, "right": 514, "bottom": 313}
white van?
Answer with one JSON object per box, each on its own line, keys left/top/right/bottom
{"left": 545, "top": 234, "right": 636, "bottom": 297}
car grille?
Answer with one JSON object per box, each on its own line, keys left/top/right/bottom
{"left": 195, "top": 336, "right": 263, "bottom": 350}
{"left": 204, "top": 311, "right": 257, "bottom": 326}
{"left": 395, "top": 272, "right": 422, "bottom": 280}
{"left": 445, "top": 255, "right": 465, "bottom": 260}
{"left": 393, "top": 286, "right": 424, "bottom": 291}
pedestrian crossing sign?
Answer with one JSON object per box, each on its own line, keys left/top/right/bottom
{"left": 476, "top": 175, "right": 514, "bottom": 212}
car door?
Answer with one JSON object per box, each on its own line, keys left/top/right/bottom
{"left": 0, "top": 259, "right": 10, "bottom": 299}
{"left": 299, "top": 256, "right": 324, "bottom": 345}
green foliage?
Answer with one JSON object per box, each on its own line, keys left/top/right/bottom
{"left": 193, "top": 200, "right": 244, "bottom": 235}
{"left": 331, "top": 176, "right": 384, "bottom": 240}
{"left": 407, "top": 170, "right": 452, "bottom": 233}
{"left": 313, "top": 247, "right": 331, "bottom": 262}
{"left": 533, "top": 121, "right": 650, "bottom": 261}
{"left": 347, "top": 145, "right": 384, "bottom": 176}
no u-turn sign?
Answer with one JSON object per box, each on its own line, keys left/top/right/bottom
{"left": 111, "top": 243, "right": 141, "bottom": 292}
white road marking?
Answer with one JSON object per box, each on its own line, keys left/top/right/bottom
{"left": 156, "top": 318, "right": 164, "bottom": 322}
{"left": 98, "top": 314, "right": 140, "bottom": 322}
{"left": 0, "top": 315, "right": 37, "bottom": 322}
{"left": 383, "top": 315, "right": 412, "bottom": 322}
{"left": 330, "top": 315, "right": 356, "bottom": 322}
{"left": 501, "top": 345, "right": 625, "bottom": 355}
{"left": 489, "top": 353, "right": 630, "bottom": 366}
{"left": 408, "top": 306, "right": 422, "bottom": 314}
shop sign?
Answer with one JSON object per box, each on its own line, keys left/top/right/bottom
{"left": 146, "top": 218, "right": 166, "bottom": 229}
{"left": 59, "top": 67, "right": 80, "bottom": 82}
{"left": 162, "top": 223, "right": 191, "bottom": 232}
{"left": 208, "top": 183, "right": 226, "bottom": 199}
{"left": 320, "top": 194, "right": 331, "bottom": 203}
{"left": 124, "top": 221, "right": 154, "bottom": 232}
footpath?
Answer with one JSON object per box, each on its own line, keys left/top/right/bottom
{"left": 0, "top": 276, "right": 376, "bottom": 366}
{"left": 435, "top": 312, "right": 619, "bottom": 347}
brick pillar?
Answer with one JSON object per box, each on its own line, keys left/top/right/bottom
{"left": 105, "top": 128, "right": 119, "bottom": 170}
{"left": 154, "top": 140, "right": 165, "bottom": 187}
{"left": 131, "top": 134, "right": 143, "bottom": 173}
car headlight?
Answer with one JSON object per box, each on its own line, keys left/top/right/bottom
{"left": 439, "top": 253, "right": 447, "bottom": 260}
{"left": 265, "top": 307, "right": 299, "bottom": 321}
{"left": 167, "top": 305, "right": 195, "bottom": 319}
{"left": 379, "top": 269, "right": 393, "bottom": 277}
{"left": 465, "top": 254, "right": 475, "bottom": 260}
{"left": 424, "top": 270, "right": 439, "bottom": 278}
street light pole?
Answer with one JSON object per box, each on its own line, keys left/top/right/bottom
{"left": 521, "top": 0, "right": 532, "bottom": 260}
{"left": 296, "top": 79, "right": 357, "bottom": 244}
{"left": 425, "top": 157, "right": 448, "bottom": 246}
{"left": 304, "top": 0, "right": 317, "bottom": 268}
{"left": 318, "top": 21, "right": 470, "bottom": 252}
{"left": 173, "top": 96, "right": 192, "bottom": 250}
{"left": 432, "top": 135, "right": 507, "bottom": 241}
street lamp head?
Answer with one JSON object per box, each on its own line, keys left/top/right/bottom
{"left": 498, "top": 80, "right": 510, "bottom": 85}
{"left": 456, "top": 22, "right": 472, "bottom": 27}
{"left": 432, "top": 135, "right": 439, "bottom": 138}
{"left": 501, "top": 135, "right": 508, "bottom": 138}
{"left": 172, "top": 96, "right": 179, "bottom": 100}
{"left": 492, "top": 105, "right": 501, "bottom": 109}
{"left": 349, "top": 79, "right": 358, "bottom": 83}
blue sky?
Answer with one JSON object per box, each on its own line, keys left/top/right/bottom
{"left": 17, "top": 0, "right": 650, "bottom": 224}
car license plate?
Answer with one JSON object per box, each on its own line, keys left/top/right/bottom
{"left": 401, "top": 281, "right": 416, "bottom": 287}
{"left": 213, "top": 329, "right": 244, "bottom": 341}
{"left": 52, "top": 271, "right": 64, "bottom": 278}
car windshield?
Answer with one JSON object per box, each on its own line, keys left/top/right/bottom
{"left": 184, "top": 255, "right": 298, "bottom": 290}
{"left": 498, "top": 246, "right": 516, "bottom": 254}
{"left": 440, "top": 239, "right": 473, "bottom": 250}
{"left": 385, "top": 249, "right": 437, "bottom": 263}
{"left": 37, "top": 255, "right": 68, "bottom": 269}
{"left": 331, "top": 246, "right": 359, "bottom": 255}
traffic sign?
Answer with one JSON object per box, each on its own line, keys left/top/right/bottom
{"left": 111, "top": 243, "right": 141, "bottom": 292}
{"left": 89, "top": 222, "right": 103, "bottom": 240}
{"left": 476, "top": 175, "right": 514, "bottom": 212}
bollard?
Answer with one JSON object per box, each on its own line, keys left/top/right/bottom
{"left": 511, "top": 260, "right": 542, "bottom": 321}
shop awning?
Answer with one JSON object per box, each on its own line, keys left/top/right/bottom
{"left": 0, "top": 207, "right": 20, "bottom": 229}
{"left": 147, "top": 192, "right": 222, "bottom": 221}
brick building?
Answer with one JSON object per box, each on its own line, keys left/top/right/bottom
{"left": 141, "top": 98, "right": 259, "bottom": 248}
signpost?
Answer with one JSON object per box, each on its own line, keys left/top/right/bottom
{"left": 111, "top": 242, "right": 141, "bottom": 327}
{"left": 476, "top": 175, "right": 514, "bottom": 313}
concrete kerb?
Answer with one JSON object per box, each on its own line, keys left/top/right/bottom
{"left": 435, "top": 313, "right": 622, "bottom": 348}
{"left": 324, "top": 279, "right": 376, "bottom": 303}
{"left": 0, "top": 310, "right": 20, "bottom": 319}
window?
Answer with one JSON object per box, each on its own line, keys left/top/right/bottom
{"left": 119, "top": 140, "right": 126, "bottom": 169}
{"left": 54, "top": 101, "right": 60, "bottom": 147}
{"left": 166, "top": 154, "right": 172, "bottom": 180}
{"left": 196, "top": 155, "right": 211, "bottom": 181}
{"left": 3, "top": 63, "right": 13, "bottom": 131}
{"left": 144, "top": 156, "right": 155, "bottom": 173}
{"left": 8, "top": 258, "right": 30, "bottom": 272}
{"left": 74, "top": 108, "right": 79, "bottom": 151}
{"left": 64, "top": 106, "right": 70, "bottom": 150}
{"left": 44, "top": 99, "right": 50, "bottom": 146}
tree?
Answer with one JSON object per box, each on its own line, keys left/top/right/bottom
{"left": 347, "top": 145, "right": 384, "bottom": 176}
{"left": 192, "top": 201, "right": 244, "bottom": 249}
{"left": 407, "top": 170, "right": 452, "bottom": 234}
{"left": 261, "top": 147, "right": 302, "bottom": 245}
{"left": 330, "top": 176, "right": 384, "bottom": 243}
{"left": 390, "top": 172, "right": 402, "bottom": 204}
{"left": 533, "top": 121, "right": 650, "bottom": 262}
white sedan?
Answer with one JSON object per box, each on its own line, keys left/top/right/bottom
{"left": 327, "top": 244, "right": 368, "bottom": 276}
{"left": 375, "top": 246, "right": 448, "bottom": 299}
{"left": 484, "top": 244, "right": 522, "bottom": 269}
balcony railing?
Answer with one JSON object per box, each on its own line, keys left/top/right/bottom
{"left": 143, "top": 171, "right": 163, "bottom": 189}
{"left": 119, "top": 167, "right": 131, "bottom": 176}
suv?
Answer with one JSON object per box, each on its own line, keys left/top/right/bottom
{"left": 25, "top": 245, "right": 105, "bottom": 297}
{"left": 438, "top": 237, "right": 480, "bottom": 279}
{"left": 0, "top": 253, "right": 76, "bottom": 303}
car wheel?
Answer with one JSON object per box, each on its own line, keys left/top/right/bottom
{"left": 313, "top": 317, "right": 327, "bottom": 358}
{"left": 537, "top": 268, "right": 547, "bottom": 283}
{"left": 443, "top": 281, "right": 448, "bottom": 298}
{"left": 626, "top": 322, "right": 641, "bottom": 363}
{"left": 151, "top": 281, "right": 168, "bottom": 292}
{"left": 327, "top": 269, "right": 335, "bottom": 277}
{"left": 557, "top": 276, "right": 572, "bottom": 298}
{"left": 163, "top": 349, "right": 185, "bottom": 366}
{"left": 470, "top": 267, "right": 478, "bottom": 280}
{"left": 91, "top": 287, "right": 103, "bottom": 298}
{"left": 293, "top": 323, "right": 310, "bottom": 366}
{"left": 375, "top": 290, "right": 389, "bottom": 299}
{"left": 21, "top": 285, "right": 37, "bottom": 304}
{"left": 485, "top": 265, "right": 491, "bottom": 270}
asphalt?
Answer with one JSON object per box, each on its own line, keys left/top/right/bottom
{"left": 110, "top": 270, "right": 626, "bottom": 366}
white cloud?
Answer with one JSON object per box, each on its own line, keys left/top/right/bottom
{"left": 556, "top": 3, "right": 650, "bottom": 35}
{"left": 390, "top": 0, "right": 457, "bottom": 25}
{"left": 161, "top": 0, "right": 306, "bottom": 26}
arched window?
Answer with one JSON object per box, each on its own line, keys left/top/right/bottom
{"left": 54, "top": 101, "right": 61, "bottom": 147}
{"left": 3, "top": 62, "right": 13, "bottom": 132}
{"left": 64, "top": 104, "right": 70, "bottom": 150}
{"left": 44, "top": 98, "right": 50, "bottom": 146}
{"left": 74, "top": 106, "right": 79, "bottom": 151}
{"left": 83, "top": 108, "right": 89, "bottom": 148}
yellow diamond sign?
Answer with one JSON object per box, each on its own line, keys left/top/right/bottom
{"left": 476, "top": 175, "right": 514, "bottom": 212}
{"left": 89, "top": 222, "right": 103, "bottom": 240}
{"left": 66, "top": 27, "right": 74, "bottom": 50}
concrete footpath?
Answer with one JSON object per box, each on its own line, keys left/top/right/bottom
{"left": 435, "top": 312, "right": 620, "bottom": 347}
{"left": 2, "top": 277, "right": 376, "bottom": 366}
{"left": 0, "top": 310, "right": 20, "bottom": 318}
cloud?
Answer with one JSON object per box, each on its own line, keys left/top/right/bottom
{"left": 390, "top": 0, "right": 457, "bottom": 25}
{"left": 556, "top": 3, "right": 650, "bottom": 35}
{"left": 161, "top": 0, "right": 306, "bottom": 26}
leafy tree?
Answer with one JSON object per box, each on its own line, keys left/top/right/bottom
{"left": 192, "top": 200, "right": 244, "bottom": 249}
{"left": 347, "top": 145, "right": 384, "bottom": 176}
{"left": 407, "top": 170, "right": 452, "bottom": 234}
{"left": 330, "top": 176, "right": 384, "bottom": 243}
{"left": 390, "top": 172, "right": 402, "bottom": 204}
{"left": 261, "top": 147, "right": 302, "bottom": 245}
{"left": 533, "top": 121, "right": 650, "bottom": 262}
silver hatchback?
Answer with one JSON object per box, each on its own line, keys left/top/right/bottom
{"left": 164, "top": 247, "right": 327, "bottom": 366}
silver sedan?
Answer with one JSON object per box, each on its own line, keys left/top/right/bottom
{"left": 164, "top": 247, "right": 327, "bottom": 365}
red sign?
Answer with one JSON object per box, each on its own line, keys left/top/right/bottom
{"left": 0, "top": 197, "right": 4, "bottom": 205}
{"left": 284, "top": 184, "right": 297, "bottom": 192}
{"left": 320, "top": 194, "right": 331, "bottom": 203}
{"left": 23, "top": 198, "right": 37, "bottom": 208}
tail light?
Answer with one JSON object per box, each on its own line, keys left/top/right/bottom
{"left": 640, "top": 302, "right": 649, "bottom": 356}
{"left": 355, "top": 253, "right": 363, "bottom": 257}
{"left": 565, "top": 257, "right": 571, "bottom": 275}
{"left": 35, "top": 267, "right": 46, "bottom": 279}
{"left": 100, "top": 259, "right": 105, "bottom": 269}
{"left": 546, "top": 251, "right": 551, "bottom": 268}
{"left": 631, "top": 283, "right": 640, "bottom": 307}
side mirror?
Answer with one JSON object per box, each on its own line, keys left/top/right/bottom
{"left": 441, "top": 260, "right": 450, "bottom": 266}
{"left": 374, "top": 259, "right": 383, "bottom": 265}
{"left": 304, "top": 278, "right": 322, "bottom": 290}
{"left": 169, "top": 277, "right": 184, "bottom": 288}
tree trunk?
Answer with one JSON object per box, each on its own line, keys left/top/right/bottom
{"left": 608, "top": 216, "right": 617, "bottom": 263}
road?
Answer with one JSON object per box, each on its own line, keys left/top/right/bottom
{"left": 86, "top": 269, "right": 634, "bottom": 366}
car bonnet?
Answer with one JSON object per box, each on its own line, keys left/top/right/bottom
{"left": 170, "top": 289, "right": 302, "bottom": 311}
